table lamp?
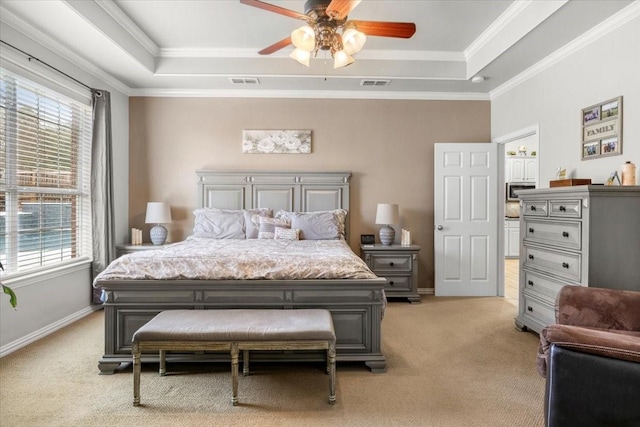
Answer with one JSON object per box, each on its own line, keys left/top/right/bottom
{"left": 375, "top": 203, "right": 399, "bottom": 245}
{"left": 145, "top": 202, "right": 172, "bottom": 245}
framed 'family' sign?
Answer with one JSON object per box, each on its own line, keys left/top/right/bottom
{"left": 581, "top": 96, "right": 623, "bottom": 160}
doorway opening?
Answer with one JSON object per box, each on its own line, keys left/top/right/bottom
{"left": 494, "top": 125, "right": 540, "bottom": 306}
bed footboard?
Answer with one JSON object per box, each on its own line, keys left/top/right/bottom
{"left": 96, "top": 278, "right": 386, "bottom": 374}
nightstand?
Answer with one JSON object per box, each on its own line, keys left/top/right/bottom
{"left": 360, "top": 244, "right": 421, "bottom": 303}
{"left": 116, "top": 243, "right": 169, "bottom": 258}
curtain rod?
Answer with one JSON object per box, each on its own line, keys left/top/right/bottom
{"left": 1, "top": 39, "right": 95, "bottom": 92}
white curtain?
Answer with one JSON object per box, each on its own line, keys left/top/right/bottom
{"left": 90, "top": 90, "right": 115, "bottom": 304}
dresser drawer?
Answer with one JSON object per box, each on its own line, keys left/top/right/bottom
{"left": 370, "top": 254, "right": 412, "bottom": 272}
{"left": 524, "top": 271, "right": 572, "bottom": 301}
{"left": 522, "top": 200, "right": 548, "bottom": 217}
{"left": 523, "top": 219, "right": 581, "bottom": 250}
{"left": 549, "top": 200, "right": 582, "bottom": 218}
{"left": 383, "top": 276, "right": 412, "bottom": 292}
{"left": 523, "top": 245, "right": 581, "bottom": 282}
{"left": 522, "top": 293, "right": 555, "bottom": 326}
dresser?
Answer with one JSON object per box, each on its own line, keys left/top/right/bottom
{"left": 360, "top": 244, "right": 420, "bottom": 303}
{"left": 515, "top": 186, "right": 640, "bottom": 333}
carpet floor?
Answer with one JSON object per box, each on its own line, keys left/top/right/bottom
{"left": 0, "top": 296, "right": 544, "bottom": 426}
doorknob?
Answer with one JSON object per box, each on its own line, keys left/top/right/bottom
{"left": 436, "top": 225, "right": 443, "bottom": 230}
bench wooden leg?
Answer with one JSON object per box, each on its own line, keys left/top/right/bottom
{"left": 159, "top": 349, "right": 166, "bottom": 376}
{"left": 243, "top": 350, "right": 250, "bottom": 376}
{"left": 132, "top": 342, "right": 141, "bottom": 406}
{"left": 231, "top": 343, "right": 239, "bottom": 406}
{"left": 328, "top": 341, "right": 336, "bottom": 405}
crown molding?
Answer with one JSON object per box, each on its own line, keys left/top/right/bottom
{"left": 0, "top": 7, "right": 132, "bottom": 95}
{"left": 129, "top": 88, "right": 490, "bottom": 101}
{"left": 490, "top": 1, "right": 640, "bottom": 100}
{"left": 94, "top": 0, "right": 159, "bottom": 56}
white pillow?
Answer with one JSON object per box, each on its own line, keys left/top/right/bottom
{"left": 244, "top": 208, "right": 273, "bottom": 239}
{"left": 274, "top": 227, "right": 300, "bottom": 240}
{"left": 192, "top": 208, "right": 245, "bottom": 239}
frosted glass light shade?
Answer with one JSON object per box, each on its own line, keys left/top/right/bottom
{"left": 291, "top": 25, "right": 315, "bottom": 51}
{"left": 342, "top": 28, "right": 366, "bottom": 55}
{"left": 290, "top": 48, "right": 311, "bottom": 66}
{"left": 145, "top": 202, "right": 172, "bottom": 224}
{"left": 333, "top": 50, "right": 354, "bottom": 68}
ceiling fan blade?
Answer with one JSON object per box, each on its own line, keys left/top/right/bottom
{"left": 240, "top": 0, "right": 308, "bottom": 21}
{"left": 258, "top": 36, "right": 292, "bottom": 55}
{"left": 350, "top": 20, "right": 416, "bottom": 38}
{"left": 326, "top": 0, "right": 361, "bottom": 20}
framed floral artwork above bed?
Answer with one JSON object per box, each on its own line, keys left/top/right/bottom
{"left": 242, "top": 130, "right": 311, "bottom": 154}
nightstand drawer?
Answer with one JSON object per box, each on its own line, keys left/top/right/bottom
{"left": 383, "top": 276, "right": 412, "bottom": 292}
{"left": 523, "top": 219, "right": 581, "bottom": 250}
{"left": 370, "top": 254, "right": 412, "bottom": 272}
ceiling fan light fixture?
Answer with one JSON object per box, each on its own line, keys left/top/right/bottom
{"left": 342, "top": 27, "right": 366, "bottom": 55}
{"left": 333, "top": 50, "right": 354, "bottom": 68}
{"left": 291, "top": 25, "right": 316, "bottom": 51}
{"left": 290, "top": 48, "right": 311, "bottom": 66}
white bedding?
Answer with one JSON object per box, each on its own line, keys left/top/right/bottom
{"left": 94, "top": 237, "right": 378, "bottom": 283}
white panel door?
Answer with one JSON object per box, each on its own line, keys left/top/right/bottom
{"left": 434, "top": 143, "right": 498, "bottom": 296}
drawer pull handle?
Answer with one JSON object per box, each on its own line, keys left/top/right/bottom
{"left": 528, "top": 280, "right": 534, "bottom": 286}
{"left": 529, "top": 228, "right": 534, "bottom": 233}
{"left": 562, "top": 262, "right": 569, "bottom": 269}
{"left": 559, "top": 205, "right": 566, "bottom": 212}
{"left": 527, "top": 306, "right": 533, "bottom": 312}
{"left": 531, "top": 206, "right": 537, "bottom": 211}
{"left": 562, "top": 231, "right": 569, "bottom": 237}
{"left": 389, "top": 262, "right": 394, "bottom": 267}
{"left": 528, "top": 254, "right": 534, "bottom": 260}
{"left": 389, "top": 280, "right": 394, "bottom": 286}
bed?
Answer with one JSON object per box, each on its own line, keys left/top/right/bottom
{"left": 94, "top": 171, "right": 387, "bottom": 374}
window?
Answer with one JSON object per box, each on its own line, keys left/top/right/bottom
{"left": 0, "top": 67, "right": 92, "bottom": 277}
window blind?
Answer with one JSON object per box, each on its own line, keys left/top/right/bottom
{"left": 0, "top": 67, "right": 92, "bottom": 276}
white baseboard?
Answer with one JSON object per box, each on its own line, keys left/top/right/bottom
{"left": 418, "top": 287, "right": 435, "bottom": 295}
{"left": 0, "top": 305, "right": 101, "bottom": 358}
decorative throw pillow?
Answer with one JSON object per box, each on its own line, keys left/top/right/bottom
{"left": 274, "top": 227, "right": 300, "bottom": 240}
{"left": 244, "top": 208, "right": 273, "bottom": 239}
{"left": 192, "top": 208, "right": 245, "bottom": 239}
{"left": 257, "top": 216, "right": 290, "bottom": 239}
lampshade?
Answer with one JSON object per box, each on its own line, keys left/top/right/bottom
{"left": 145, "top": 202, "right": 172, "bottom": 224}
{"left": 291, "top": 25, "right": 315, "bottom": 51}
{"left": 375, "top": 203, "right": 399, "bottom": 225}
{"left": 290, "top": 48, "right": 311, "bottom": 67}
{"left": 333, "top": 50, "right": 355, "bottom": 69}
{"left": 342, "top": 28, "right": 366, "bottom": 55}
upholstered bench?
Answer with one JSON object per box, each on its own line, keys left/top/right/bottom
{"left": 132, "top": 309, "right": 336, "bottom": 406}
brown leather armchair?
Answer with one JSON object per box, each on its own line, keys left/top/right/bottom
{"left": 537, "top": 285, "right": 640, "bottom": 427}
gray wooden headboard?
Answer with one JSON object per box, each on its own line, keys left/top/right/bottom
{"left": 196, "top": 170, "right": 351, "bottom": 236}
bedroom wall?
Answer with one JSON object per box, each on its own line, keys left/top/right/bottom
{"left": 492, "top": 12, "right": 640, "bottom": 186}
{"left": 0, "top": 25, "right": 130, "bottom": 354}
{"left": 128, "top": 97, "right": 491, "bottom": 291}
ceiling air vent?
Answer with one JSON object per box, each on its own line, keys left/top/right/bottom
{"left": 229, "top": 78, "right": 260, "bottom": 85}
{"left": 360, "top": 79, "right": 391, "bottom": 87}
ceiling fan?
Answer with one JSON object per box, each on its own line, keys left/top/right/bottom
{"left": 240, "top": 0, "right": 416, "bottom": 68}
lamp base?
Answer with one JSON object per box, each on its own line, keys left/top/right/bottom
{"left": 150, "top": 224, "right": 167, "bottom": 245}
{"left": 379, "top": 225, "right": 395, "bottom": 246}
